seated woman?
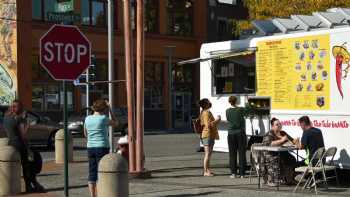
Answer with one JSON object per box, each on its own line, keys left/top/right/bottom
{"left": 262, "top": 118, "right": 299, "bottom": 186}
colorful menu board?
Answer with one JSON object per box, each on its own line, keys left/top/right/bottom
{"left": 256, "top": 34, "right": 330, "bottom": 110}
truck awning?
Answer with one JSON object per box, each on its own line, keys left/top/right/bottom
{"left": 177, "top": 48, "right": 256, "bottom": 66}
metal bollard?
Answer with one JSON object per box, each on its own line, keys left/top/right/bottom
{"left": 0, "top": 138, "right": 9, "bottom": 147}
{"left": 97, "top": 153, "right": 129, "bottom": 197}
{"left": 0, "top": 146, "right": 21, "bottom": 196}
{"left": 55, "top": 129, "right": 73, "bottom": 163}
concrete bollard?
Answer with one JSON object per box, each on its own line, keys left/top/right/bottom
{"left": 97, "top": 153, "right": 128, "bottom": 197}
{"left": 55, "top": 129, "right": 73, "bottom": 163}
{"left": 0, "top": 138, "right": 9, "bottom": 147}
{"left": 0, "top": 146, "right": 21, "bottom": 196}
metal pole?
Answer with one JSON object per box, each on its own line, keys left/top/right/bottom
{"left": 108, "top": 0, "right": 115, "bottom": 152}
{"left": 86, "top": 68, "right": 89, "bottom": 117}
{"left": 136, "top": 0, "right": 144, "bottom": 172}
{"left": 123, "top": 0, "right": 136, "bottom": 172}
{"left": 165, "top": 46, "right": 175, "bottom": 130}
{"left": 63, "top": 81, "right": 69, "bottom": 197}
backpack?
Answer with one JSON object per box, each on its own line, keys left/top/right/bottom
{"left": 192, "top": 118, "right": 203, "bottom": 134}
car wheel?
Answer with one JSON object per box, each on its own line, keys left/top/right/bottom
{"left": 47, "top": 130, "right": 58, "bottom": 150}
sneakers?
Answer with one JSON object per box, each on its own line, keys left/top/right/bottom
{"left": 267, "top": 182, "right": 278, "bottom": 187}
{"left": 229, "top": 174, "right": 238, "bottom": 178}
{"left": 229, "top": 174, "right": 246, "bottom": 179}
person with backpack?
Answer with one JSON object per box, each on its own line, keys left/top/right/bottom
{"left": 226, "top": 96, "right": 247, "bottom": 178}
{"left": 199, "top": 98, "right": 221, "bottom": 176}
{"left": 3, "top": 100, "right": 44, "bottom": 193}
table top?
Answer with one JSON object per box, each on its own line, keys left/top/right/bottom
{"left": 252, "top": 145, "right": 298, "bottom": 152}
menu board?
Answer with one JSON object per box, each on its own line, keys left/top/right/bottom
{"left": 256, "top": 34, "right": 330, "bottom": 110}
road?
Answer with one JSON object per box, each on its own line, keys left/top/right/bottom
{"left": 38, "top": 132, "right": 200, "bottom": 162}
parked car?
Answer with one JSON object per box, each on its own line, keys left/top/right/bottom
{"left": 61, "top": 107, "right": 128, "bottom": 136}
{"left": 0, "top": 105, "right": 61, "bottom": 148}
{"left": 111, "top": 107, "right": 128, "bottom": 136}
{"left": 59, "top": 108, "right": 91, "bottom": 136}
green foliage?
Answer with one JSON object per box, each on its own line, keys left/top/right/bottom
{"left": 244, "top": 0, "right": 350, "bottom": 19}
{"left": 236, "top": 0, "right": 350, "bottom": 34}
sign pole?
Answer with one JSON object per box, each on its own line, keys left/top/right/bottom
{"left": 108, "top": 0, "right": 115, "bottom": 152}
{"left": 63, "top": 80, "right": 69, "bottom": 197}
{"left": 86, "top": 68, "right": 90, "bottom": 117}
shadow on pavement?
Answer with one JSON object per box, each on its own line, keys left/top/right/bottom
{"left": 162, "top": 191, "right": 221, "bottom": 197}
{"left": 44, "top": 184, "right": 88, "bottom": 192}
{"left": 37, "top": 173, "right": 60, "bottom": 177}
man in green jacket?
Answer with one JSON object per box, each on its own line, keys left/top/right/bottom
{"left": 226, "top": 96, "right": 247, "bottom": 178}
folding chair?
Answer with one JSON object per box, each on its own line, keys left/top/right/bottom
{"left": 293, "top": 147, "right": 325, "bottom": 195}
{"left": 321, "top": 147, "right": 339, "bottom": 187}
{"left": 249, "top": 143, "right": 264, "bottom": 187}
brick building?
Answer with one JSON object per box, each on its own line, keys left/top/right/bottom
{"left": 0, "top": 0, "right": 247, "bottom": 130}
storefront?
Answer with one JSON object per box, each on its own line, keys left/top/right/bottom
{"left": 1, "top": 0, "right": 206, "bottom": 130}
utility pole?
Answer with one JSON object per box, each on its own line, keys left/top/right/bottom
{"left": 123, "top": 0, "right": 136, "bottom": 172}
{"left": 108, "top": 0, "right": 115, "bottom": 152}
{"left": 136, "top": 0, "right": 144, "bottom": 172}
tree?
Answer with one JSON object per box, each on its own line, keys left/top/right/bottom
{"left": 237, "top": 0, "right": 350, "bottom": 34}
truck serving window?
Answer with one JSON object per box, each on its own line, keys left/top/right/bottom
{"left": 212, "top": 56, "right": 256, "bottom": 95}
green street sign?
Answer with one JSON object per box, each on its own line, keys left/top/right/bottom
{"left": 57, "top": 0, "right": 74, "bottom": 12}
{"left": 47, "top": 12, "right": 81, "bottom": 23}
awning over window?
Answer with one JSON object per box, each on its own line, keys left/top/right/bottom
{"left": 177, "top": 47, "right": 257, "bottom": 66}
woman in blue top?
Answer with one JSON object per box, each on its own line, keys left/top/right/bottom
{"left": 84, "top": 99, "right": 117, "bottom": 197}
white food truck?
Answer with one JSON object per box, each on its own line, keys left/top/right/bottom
{"left": 179, "top": 8, "right": 350, "bottom": 169}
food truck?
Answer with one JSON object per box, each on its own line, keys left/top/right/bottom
{"left": 179, "top": 8, "right": 350, "bottom": 169}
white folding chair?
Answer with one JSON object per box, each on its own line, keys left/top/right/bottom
{"left": 321, "top": 147, "right": 339, "bottom": 187}
{"left": 294, "top": 147, "right": 325, "bottom": 195}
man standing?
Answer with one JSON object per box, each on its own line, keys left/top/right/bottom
{"left": 3, "top": 100, "right": 44, "bottom": 193}
{"left": 226, "top": 96, "right": 247, "bottom": 178}
{"left": 297, "top": 116, "right": 325, "bottom": 166}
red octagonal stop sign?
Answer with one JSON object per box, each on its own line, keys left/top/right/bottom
{"left": 40, "top": 25, "right": 91, "bottom": 81}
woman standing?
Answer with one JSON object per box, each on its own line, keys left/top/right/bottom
{"left": 262, "top": 118, "right": 298, "bottom": 186}
{"left": 84, "top": 99, "right": 117, "bottom": 197}
{"left": 226, "top": 96, "right": 247, "bottom": 178}
{"left": 199, "top": 98, "right": 221, "bottom": 176}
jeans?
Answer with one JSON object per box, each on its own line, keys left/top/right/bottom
{"left": 87, "top": 147, "right": 109, "bottom": 183}
{"left": 227, "top": 132, "right": 247, "bottom": 176}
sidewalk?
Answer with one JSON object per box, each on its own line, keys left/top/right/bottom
{"left": 10, "top": 133, "right": 350, "bottom": 197}
{"left": 15, "top": 154, "right": 350, "bottom": 197}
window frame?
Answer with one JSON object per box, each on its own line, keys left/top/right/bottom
{"left": 166, "top": 0, "right": 194, "bottom": 37}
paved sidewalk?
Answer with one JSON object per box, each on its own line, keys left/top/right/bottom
{"left": 10, "top": 134, "right": 350, "bottom": 197}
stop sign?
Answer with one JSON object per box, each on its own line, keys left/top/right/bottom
{"left": 40, "top": 25, "right": 91, "bottom": 81}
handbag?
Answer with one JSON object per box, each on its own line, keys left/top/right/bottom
{"left": 192, "top": 118, "right": 203, "bottom": 134}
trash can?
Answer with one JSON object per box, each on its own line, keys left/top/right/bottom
{"left": 97, "top": 153, "right": 128, "bottom": 197}
{"left": 55, "top": 129, "right": 73, "bottom": 163}
{"left": 0, "top": 138, "right": 8, "bottom": 147}
{"left": 0, "top": 146, "right": 21, "bottom": 196}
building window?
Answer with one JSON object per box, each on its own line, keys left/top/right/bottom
{"left": 32, "top": 0, "right": 43, "bottom": 20}
{"left": 81, "top": 0, "right": 108, "bottom": 27}
{"left": 32, "top": 0, "right": 75, "bottom": 21}
{"left": 130, "top": 0, "right": 159, "bottom": 33}
{"left": 32, "top": 55, "right": 74, "bottom": 111}
{"left": 166, "top": 0, "right": 193, "bottom": 36}
{"left": 32, "top": 84, "right": 74, "bottom": 111}
{"left": 145, "top": 62, "right": 163, "bottom": 109}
